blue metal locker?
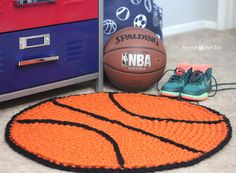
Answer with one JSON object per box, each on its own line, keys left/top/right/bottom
{"left": 0, "top": 20, "right": 99, "bottom": 94}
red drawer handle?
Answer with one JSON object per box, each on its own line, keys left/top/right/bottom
{"left": 63, "top": 0, "right": 84, "bottom": 5}
{"left": 14, "top": 0, "right": 56, "bottom": 7}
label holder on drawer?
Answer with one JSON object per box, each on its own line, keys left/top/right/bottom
{"left": 19, "top": 34, "right": 50, "bottom": 50}
{"left": 14, "top": 0, "right": 56, "bottom": 6}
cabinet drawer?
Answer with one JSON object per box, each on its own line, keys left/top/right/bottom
{"left": 0, "top": 19, "right": 98, "bottom": 94}
{"left": 0, "top": 0, "right": 98, "bottom": 33}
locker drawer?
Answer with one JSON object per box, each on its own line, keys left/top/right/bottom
{"left": 0, "top": 19, "right": 98, "bottom": 94}
{"left": 0, "top": 0, "right": 98, "bottom": 33}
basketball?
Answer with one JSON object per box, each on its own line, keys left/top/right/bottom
{"left": 104, "top": 27, "right": 167, "bottom": 92}
{"left": 6, "top": 93, "right": 231, "bottom": 172}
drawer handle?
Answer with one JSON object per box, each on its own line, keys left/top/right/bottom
{"left": 18, "top": 56, "right": 59, "bottom": 67}
{"left": 63, "top": 0, "right": 84, "bottom": 5}
{"left": 19, "top": 34, "right": 50, "bottom": 50}
{"left": 14, "top": 0, "right": 56, "bottom": 6}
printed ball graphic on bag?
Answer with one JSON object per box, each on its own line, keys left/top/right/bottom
{"left": 104, "top": 27, "right": 167, "bottom": 92}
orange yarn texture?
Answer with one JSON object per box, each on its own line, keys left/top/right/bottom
{"left": 6, "top": 93, "right": 231, "bottom": 172}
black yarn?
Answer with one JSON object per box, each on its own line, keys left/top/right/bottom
{"left": 109, "top": 93, "right": 224, "bottom": 124}
{"left": 52, "top": 99, "right": 204, "bottom": 154}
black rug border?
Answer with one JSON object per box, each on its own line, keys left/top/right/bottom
{"left": 5, "top": 92, "right": 232, "bottom": 173}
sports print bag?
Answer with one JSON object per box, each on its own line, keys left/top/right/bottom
{"left": 103, "top": 0, "right": 163, "bottom": 44}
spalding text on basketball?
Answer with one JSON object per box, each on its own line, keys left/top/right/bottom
{"left": 122, "top": 53, "right": 151, "bottom": 71}
{"left": 116, "top": 33, "right": 159, "bottom": 46}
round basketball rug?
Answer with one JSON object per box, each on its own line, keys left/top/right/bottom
{"left": 5, "top": 92, "right": 232, "bottom": 173}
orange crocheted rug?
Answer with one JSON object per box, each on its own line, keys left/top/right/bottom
{"left": 6, "top": 92, "right": 231, "bottom": 172}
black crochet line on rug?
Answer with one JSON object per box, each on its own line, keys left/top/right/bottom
{"left": 5, "top": 92, "right": 232, "bottom": 173}
{"left": 108, "top": 93, "right": 225, "bottom": 124}
{"left": 52, "top": 100, "right": 204, "bottom": 153}
{"left": 16, "top": 119, "right": 125, "bottom": 168}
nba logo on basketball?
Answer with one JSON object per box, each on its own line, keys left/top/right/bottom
{"left": 121, "top": 53, "right": 151, "bottom": 70}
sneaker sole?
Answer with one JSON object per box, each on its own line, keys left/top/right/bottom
{"left": 160, "top": 90, "right": 180, "bottom": 97}
{"left": 181, "top": 92, "right": 208, "bottom": 101}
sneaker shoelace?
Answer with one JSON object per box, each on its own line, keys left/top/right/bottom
{"left": 189, "top": 70, "right": 204, "bottom": 85}
{"left": 210, "top": 80, "right": 236, "bottom": 97}
{"left": 169, "top": 68, "right": 186, "bottom": 83}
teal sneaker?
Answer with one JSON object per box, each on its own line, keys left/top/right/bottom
{"left": 160, "top": 63, "right": 193, "bottom": 97}
{"left": 181, "top": 65, "right": 212, "bottom": 101}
